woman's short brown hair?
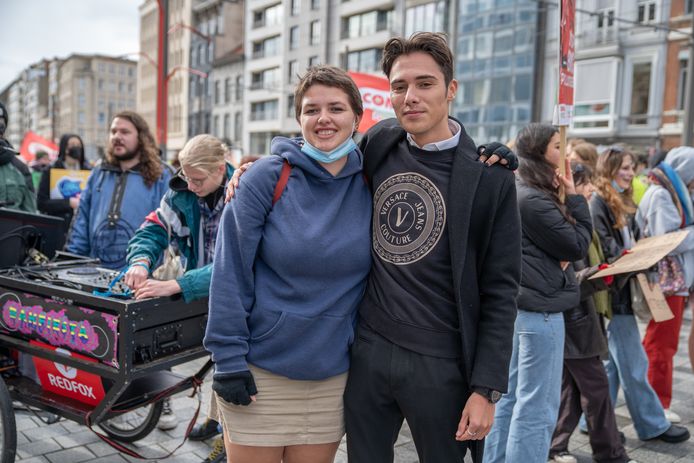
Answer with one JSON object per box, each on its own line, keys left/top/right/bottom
{"left": 381, "top": 32, "right": 454, "bottom": 86}
{"left": 293, "top": 66, "right": 363, "bottom": 121}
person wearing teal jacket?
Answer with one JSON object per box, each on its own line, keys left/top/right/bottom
{"left": 124, "top": 134, "right": 233, "bottom": 303}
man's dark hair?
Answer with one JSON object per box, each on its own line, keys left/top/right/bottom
{"left": 293, "top": 65, "right": 363, "bottom": 122}
{"left": 381, "top": 32, "right": 454, "bottom": 86}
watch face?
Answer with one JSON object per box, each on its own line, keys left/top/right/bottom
{"left": 490, "top": 390, "right": 502, "bottom": 403}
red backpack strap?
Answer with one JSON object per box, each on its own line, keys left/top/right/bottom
{"left": 272, "top": 160, "right": 292, "bottom": 206}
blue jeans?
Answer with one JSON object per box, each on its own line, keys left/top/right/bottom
{"left": 484, "top": 310, "right": 565, "bottom": 463}
{"left": 603, "top": 314, "right": 670, "bottom": 440}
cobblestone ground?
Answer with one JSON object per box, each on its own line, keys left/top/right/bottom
{"left": 9, "top": 310, "right": 694, "bottom": 462}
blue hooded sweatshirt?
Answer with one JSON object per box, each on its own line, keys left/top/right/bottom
{"left": 67, "top": 162, "right": 172, "bottom": 269}
{"left": 204, "top": 137, "right": 372, "bottom": 380}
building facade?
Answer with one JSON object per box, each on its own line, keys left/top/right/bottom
{"left": 660, "top": 0, "right": 693, "bottom": 149}
{"left": 138, "top": 0, "right": 193, "bottom": 159}
{"left": 57, "top": 55, "right": 138, "bottom": 161}
{"left": 539, "top": 0, "right": 670, "bottom": 150}
{"left": 453, "top": 0, "right": 539, "bottom": 144}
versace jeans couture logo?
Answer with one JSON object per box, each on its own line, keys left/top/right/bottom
{"left": 373, "top": 172, "right": 445, "bottom": 265}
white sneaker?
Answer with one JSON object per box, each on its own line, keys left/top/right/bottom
{"left": 664, "top": 408, "right": 682, "bottom": 423}
{"left": 550, "top": 452, "right": 577, "bottom": 463}
{"left": 157, "top": 398, "right": 178, "bottom": 430}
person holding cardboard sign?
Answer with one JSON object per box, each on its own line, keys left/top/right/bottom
{"left": 591, "top": 147, "right": 689, "bottom": 443}
{"left": 636, "top": 146, "right": 694, "bottom": 423}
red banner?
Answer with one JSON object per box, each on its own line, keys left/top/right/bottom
{"left": 348, "top": 72, "right": 396, "bottom": 133}
{"left": 19, "top": 131, "right": 58, "bottom": 163}
{"left": 31, "top": 340, "right": 106, "bottom": 406}
{"left": 556, "top": 0, "right": 575, "bottom": 125}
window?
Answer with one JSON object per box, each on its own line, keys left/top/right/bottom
{"left": 225, "top": 78, "right": 231, "bottom": 103}
{"left": 98, "top": 79, "right": 104, "bottom": 90}
{"left": 687, "top": 0, "right": 693, "bottom": 14}
{"left": 78, "top": 111, "right": 85, "bottom": 124}
{"left": 214, "top": 115, "right": 219, "bottom": 136}
{"left": 309, "top": 55, "right": 320, "bottom": 67}
{"left": 405, "top": 1, "right": 446, "bottom": 37}
{"left": 310, "top": 21, "right": 320, "bottom": 46}
{"left": 677, "top": 59, "right": 688, "bottom": 111}
{"left": 224, "top": 113, "right": 231, "bottom": 138}
{"left": 346, "top": 48, "right": 382, "bottom": 73}
{"left": 289, "top": 26, "right": 299, "bottom": 50}
{"left": 235, "top": 76, "right": 243, "bottom": 101}
{"left": 234, "top": 112, "right": 242, "bottom": 140}
{"left": 251, "top": 100, "right": 279, "bottom": 121}
{"left": 311, "top": 0, "right": 319, "bottom": 9}
{"left": 78, "top": 94, "right": 86, "bottom": 108}
{"left": 287, "top": 95, "right": 295, "bottom": 118}
{"left": 128, "top": 83, "right": 134, "bottom": 93}
{"left": 98, "top": 112, "right": 106, "bottom": 125}
{"left": 343, "top": 10, "right": 392, "bottom": 39}
{"left": 199, "top": 44, "right": 206, "bottom": 64}
{"left": 288, "top": 60, "right": 299, "bottom": 83}
{"left": 637, "top": 1, "right": 656, "bottom": 23}
{"left": 128, "top": 68, "right": 134, "bottom": 78}
{"left": 253, "top": 35, "right": 281, "bottom": 58}
{"left": 629, "top": 62, "right": 651, "bottom": 125}
{"left": 78, "top": 78, "right": 86, "bottom": 90}
{"left": 291, "top": 0, "right": 300, "bottom": 15}
{"left": 251, "top": 67, "right": 280, "bottom": 90}
{"left": 254, "top": 3, "right": 283, "bottom": 28}
{"left": 215, "top": 80, "right": 221, "bottom": 104}
{"left": 118, "top": 82, "right": 124, "bottom": 92}
{"left": 208, "top": 43, "right": 214, "bottom": 62}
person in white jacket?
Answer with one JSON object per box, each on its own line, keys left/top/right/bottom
{"left": 636, "top": 146, "right": 694, "bottom": 424}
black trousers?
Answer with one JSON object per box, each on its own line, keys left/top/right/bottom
{"left": 550, "top": 357, "right": 629, "bottom": 463}
{"left": 344, "top": 324, "right": 471, "bottom": 463}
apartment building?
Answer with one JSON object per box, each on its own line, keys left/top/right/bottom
{"left": 539, "top": 0, "right": 669, "bottom": 149}
{"left": 189, "top": 0, "right": 245, "bottom": 141}
{"left": 138, "top": 0, "right": 193, "bottom": 159}
{"left": 57, "top": 55, "right": 137, "bottom": 161}
{"left": 660, "top": 0, "right": 693, "bottom": 149}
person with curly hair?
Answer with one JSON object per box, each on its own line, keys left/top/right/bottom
{"left": 67, "top": 111, "right": 173, "bottom": 269}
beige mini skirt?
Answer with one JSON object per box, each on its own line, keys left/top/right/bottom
{"left": 215, "top": 364, "right": 348, "bottom": 446}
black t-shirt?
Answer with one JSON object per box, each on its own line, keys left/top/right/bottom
{"left": 360, "top": 140, "right": 460, "bottom": 358}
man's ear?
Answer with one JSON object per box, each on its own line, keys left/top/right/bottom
{"left": 447, "top": 79, "right": 458, "bottom": 102}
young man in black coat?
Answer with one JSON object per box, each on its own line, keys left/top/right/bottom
{"left": 343, "top": 32, "right": 521, "bottom": 463}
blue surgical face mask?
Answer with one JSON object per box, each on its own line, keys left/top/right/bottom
{"left": 612, "top": 179, "right": 625, "bottom": 193}
{"left": 301, "top": 136, "right": 357, "bottom": 164}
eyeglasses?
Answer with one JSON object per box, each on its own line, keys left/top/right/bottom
{"left": 176, "top": 169, "right": 210, "bottom": 187}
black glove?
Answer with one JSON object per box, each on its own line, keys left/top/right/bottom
{"left": 212, "top": 370, "right": 258, "bottom": 406}
{"left": 477, "top": 142, "right": 519, "bottom": 171}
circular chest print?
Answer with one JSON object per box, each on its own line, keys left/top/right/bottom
{"left": 372, "top": 172, "right": 446, "bottom": 265}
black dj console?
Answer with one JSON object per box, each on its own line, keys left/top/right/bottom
{"left": 0, "top": 259, "right": 209, "bottom": 372}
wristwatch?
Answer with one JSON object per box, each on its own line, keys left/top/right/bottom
{"left": 472, "top": 387, "right": 503, "bottom": 404}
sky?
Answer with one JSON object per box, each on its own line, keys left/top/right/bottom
{"left": 1, "top": 0, "right": 142, "bottom": 91}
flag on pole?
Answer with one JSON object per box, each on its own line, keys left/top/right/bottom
{"left": 555, "top": 0, "right": 576, "bottom": 126}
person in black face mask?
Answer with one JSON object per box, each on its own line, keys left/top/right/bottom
{"left": 37, "top": 133, "right": 90, "bottom": 239}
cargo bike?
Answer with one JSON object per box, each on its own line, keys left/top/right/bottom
{"left": 0, "top": 250, "right": 212, "bottom": 462}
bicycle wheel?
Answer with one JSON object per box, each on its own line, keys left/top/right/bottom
{"left": 0, "top": 377, "right": 17, "bottom": 463}
{"left": 98, "top": 400, "right": 163, "bottom": 443}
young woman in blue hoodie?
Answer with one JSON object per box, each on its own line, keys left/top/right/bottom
{"left": 204, "top": 66, "right": 372, "bottom": 463}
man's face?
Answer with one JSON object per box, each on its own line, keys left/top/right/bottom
{"left": 109, "top": 117, "right": 139, "bottom": 160}
{"left": 389, "top": 52, "right": 457, "bottom": 146}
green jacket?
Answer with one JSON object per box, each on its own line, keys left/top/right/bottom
{"left": 0, "top": 161, "right": 36, "bottom": 213}
{"left": 126, "top": 163, "right": 233, "bottom": 302}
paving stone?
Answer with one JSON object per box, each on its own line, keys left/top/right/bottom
{"left": 44, "top": 446, "right": 95, "bottom": 463}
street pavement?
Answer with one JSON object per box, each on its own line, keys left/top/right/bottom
{"left": 10, "top": 310, "right": 694, "bottom": 463}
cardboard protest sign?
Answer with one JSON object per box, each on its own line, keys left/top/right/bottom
{"left": 590, "top": 230, "right": 689, "bottom": 279}
{"left": 49, "top": 168, "right": 91, "bottom": 200}
{"left": 635, "top": 273, "right": 674, "bottom": 322}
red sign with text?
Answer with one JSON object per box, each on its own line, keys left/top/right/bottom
{"left": 348, "top": 72, "right": 396, "bottom": 133}
{"left": 556, "top": 0, "right": 575, "bottom": 125}
{"left": 31, "top": 341, "right": 106, "bottom": 406}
